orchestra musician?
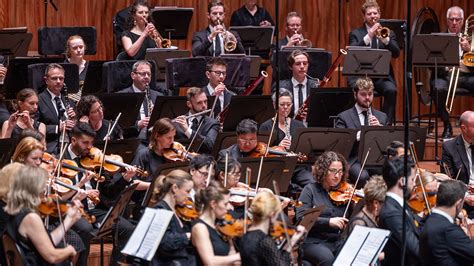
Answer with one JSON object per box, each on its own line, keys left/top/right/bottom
{"left": 189, "top": 154, "right": 216, "bottom": 201}
{"left": 348, "top": 0, "right": 399, "bottom": 125}
{"left": 217, "top": 118, "right": 259, "bottom": 161}
{"left": 192, "top": 0, "right": 245, "bottom": 57}
{"left": 191, "top": 180, "right": 241, "bottom": 265}
{"left": 152, "top": 169, "right": 194, "bottom": 265}
{"left": 386, "top": 140, "right": 405, "bottom": 159}
{"left": 378, "top": 157, "right": 420, "bottom": 266}
{"left": 277, "top": 12, "right": 307, "bottom": 49}
{"left": 1, "top": 88, "right": 46, "bottom": 139}
{"left": 240, "top": 190, "right": 305, "bottom": 265}
{"left": 37, "top": 63, "right": 76, "bottom": 154}
{"left": 216, "top": 156, "right": 243, "bottom": 190}
{"left": 442, "top": 110, "right": 474, "bottom": 218}
{"left": 65, "top": 35, "right": 88, "bottom": 82}
{"left": 419, "top": 179, "right": 474, "bottom": 265}
{"left": 203, "top": 58, "right": 235, "bottom": 118}
{"left": 76, "top": 95, "right": 123, "bottom": 141}
{"left": 173, "top": 87, "right": 220, "bottom": 154}
{"left": 296, "top": 151, "right": 350, "bottom": 266}
{"left": 11, "top": 137, "right": 44, "bottom": 167}
{"left": 230, "top": 0, "right": 274, "bottom": 27}
{"left": 120, "top": 0, "right": 158, "bottom": 60}
{"left": 335, "top": 77, "right": 387, "bottom": 188}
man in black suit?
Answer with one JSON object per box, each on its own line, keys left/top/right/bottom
{"left": 275, "top": 50, "right": 319, "bottom": 120}
{"left": 348, "top": 0, "right": 399, "bottom": 125}
{"left": 420, "top": 179, "right": 474, "bottom": 265}
{"left": 442, "top": 110, "right": 474, "bottom": 217}
{"left": 38, "top": 63, "right": 76, "bottom": 154}
{"left": 335, "top": 77, "right": 387, "bottom": 186}
{"left": 173, "top": 87, "right": 220, "bottom": 154}
{"left": 202, "top": 57, "right": 235, "bottom": 118}
{"left": 192, "top": 1, "right": 245, "bottom": 57}
{"left": 379, "top": 157, "right": 420, "bottom": 266}
{"left": 117, "top": 60, "right": 162, "bottom": 139}
{"left": 277, "top": 12, "right": 307, "bottom": 49}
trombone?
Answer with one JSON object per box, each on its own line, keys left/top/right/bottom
{"left": 445, "top": 67, "right": 460, "bottom": 113}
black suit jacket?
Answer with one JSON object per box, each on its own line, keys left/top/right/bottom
{"left": 379, "top": 196, "right": 420, "bottom": 266}
{"left": 217, "top": 144, "right": 244, "bottom": 162}
{"left": 275, "top": 78, "right": 319, "bottom": 117}
{"left": 202, "top": 85, "right": 235, "bottom": 116}
{"left": 420, "top": 212, "right": 474, "bottom": 266}
{"left": 192, "top": 27, "right": 245, "bottom": 57}
{"left": 442, "top": 135, "right": 470, "bottom": 185}
{"left": 173, "top": 115, "right": 220, "bottom": 154}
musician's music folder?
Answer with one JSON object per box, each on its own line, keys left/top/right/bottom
{"left": 121, "top": 208, "right": 173, "bottom": 261}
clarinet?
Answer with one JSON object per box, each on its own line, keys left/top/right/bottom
{"left": 144, "top": 84, "right": 153, "bottom": 116}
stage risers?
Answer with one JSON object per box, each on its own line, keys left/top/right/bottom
{"left": 88, "top": 243, "right": 112, "bottom": 266}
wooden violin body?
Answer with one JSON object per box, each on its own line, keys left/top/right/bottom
{"left": 81, "top": 147, "right": 148, "bottom": 177}
{"left": 248, "top": 142, "right": 308, "bottom": 162}
{"left": 163, "top": 142, "right": 199, "bottom": 162}
{"left": 328, "top": 182, "right": 363, "bottom": 206}
{"left": 176, "top": 198, "right": 199, "bottom": 222}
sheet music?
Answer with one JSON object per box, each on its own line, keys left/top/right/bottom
{"left": 122, "top": 208, "right": 173, "bottom": 261}
{"left": 333, "top": 225, "right": 390, "bottom": 266}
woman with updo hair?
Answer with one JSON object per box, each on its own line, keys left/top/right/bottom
{"left": 191, "top": 180, "right": 240, "bottom": 265}
{"left": 153, "top": 169, "right": 194, "bottom": 265}
{"left": 76, "top": 95, "right": 122, "bottom": 140}
{"left": 240, "top": 190, "right": 305, "bottom": 265}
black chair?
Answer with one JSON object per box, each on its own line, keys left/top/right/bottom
{"left": 3, "top": 234, "right": 24, "bottom": 266}
{"left": 112, "top": 6, "right": 132, "bottom": 57}
{"left": 102, "top": 60, "right": 158, "bottom": 93}
{"left": 37, "top": 27, "right": 97, "bottom": 56}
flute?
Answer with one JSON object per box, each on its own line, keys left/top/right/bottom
{"left": 172, "top": 109, "right": 212, "bottom": 122}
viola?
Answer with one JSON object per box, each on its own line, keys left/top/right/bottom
{"left": 216, "top": 213, "right": 247, "bottom": 239}
{"left": 248, "top": 142, "right": 308, "bottom": 162}
{"left": 163, "top": 142, "right": 199, "bottom": 162}
{"left": 271, "top": 220, "right": 297, "bottom": 245}
{"left": 53, "top": 178, "right": 101, "bottom": 206}
{"left": 42, "top": 152, "right": 105, "bottom": 182}
{"left": 328, "top": 181, "right": 363, "bottom": 206}
{"left": 81, "top": 147, "right": 148, "bottom": 177}
{"left": 175, "top": 198, "right": 199, "bottom": 222}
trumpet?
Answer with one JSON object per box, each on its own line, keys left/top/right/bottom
{"left": 144, "top": 17, "right": 171, "bottom": 48}
{"left": 216, "top": 19, "right": 237, "bottom": 52}
{"left": 294, "top": 30, "right": 312, "bottom": 48}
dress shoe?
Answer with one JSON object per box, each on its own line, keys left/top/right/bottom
{"left": 442, "top": 124, "right": 453, "bottom": 139}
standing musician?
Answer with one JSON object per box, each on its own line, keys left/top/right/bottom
{"left": 230, "top": 0, "right": 274, "bottom": 27}
{"left": 189, "top": 154, "right": 216, "bottom": 201}
{"left": 296, "top": 151, "right": 351, "bottom": 266}
{"left": 335, "top": 77, "right": 387, "bottom": 187}
{"left": 431, "top": 6, "right": 474, "bottom": 139}
{"left": 173, "top": 87, "right": 220, "bottom": 154}
{"left": 240, "top": 190, "right": 305, "bottom": 265}
{"left": 419, "top": 179, "right": 474, "bottom": 265}
{"left": 203, "top": 57, "right": 236, "bottom": 118}
{"left": 378, "top": 157, "right": 420, "bottom": 266}
{"left": 274, "top": 50, "right": 319, "bottom": 120}
{"left": 192, "top": 0, "right": 245, "bottom": 57}
{"left": 38, "top": 63, "right": 76, "bottom": 154}
{"left": 120, "top": 0, "right": 158, "bottom": 60}
{"left": 152, "top": 169, "right": 194, "bottom": 265}
{"left": 76, "top": 95, "right": 123, "bottom": 141}
{"left": 348, "top": 0, "right": 399, "bottom": 125}
{"left": 442, "top": 110, "right": 474, "bottom": 218}
{"left": 191, "top": 180, "right": 241, "bottom": 265}
{"left": 277, "top": 12, "right": 307, "bottom": 49}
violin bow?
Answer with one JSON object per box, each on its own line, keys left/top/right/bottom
{"left": 272, "top": 180, "right": 294, "bottom": 254}
{"left": 206, "top": 162, "right": 215, "bottom": 187}
{"left": 185, "top": 116, "right": 205, "bottom": 157}
{"left": 96, "top": 122, "right": 112, "bottom": 190}
{"left": 410, "top": 142, "right": 432, "bottom": 215}
{"left": 224, "top": 153, "right": 229, "bottom": 188}
{"left": 343, "top": 148, "right": 370, "bottom": 219}
{"left": 243, "top": 167, "right": 252, "bottom": 234}
{"left": 255, "top": 112, "right": 278, "bottom": 191}
{"left": 103, "top": 112, "right": 121, "bottom": 141}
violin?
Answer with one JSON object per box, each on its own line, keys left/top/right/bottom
{"left": 42, "top": 152, "right": 105, "bottom": 182}
{"left": 81, "top": 147, "right": 148, "bottom": 177}
{"left": 38, "top": 194, "right": 96, "bottom": 224}
{"left": 408, "top": 170, "right": 438, "bottom": 214}
{"left": 248, "top": 142, "right": 308, "bottom": 162}
{"left": 54, "top": 178, "right": 101, "bottom": 206}
{"left": 175, "top": 198, "right": 199, "bottom": 222}
{"left": 328, "top": 181, "right": 364, "bottom": 206}
{"left": 216, "top": 213, "right": 247, "bottom": 239}
{"left": 229, "top": 187, "right": 303, "bottom": 207}
{"left": 271, "top": 220, "right": 297, "bottom": 245}
{"left": 163, "top": 142, "right": 199, "bottom": 162}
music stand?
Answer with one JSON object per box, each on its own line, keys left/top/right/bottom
{"left": 272, "top": 49, "right": 331, "bottom": 81}
{"left": 93, "top": 139, "right": 141, "bottom": 164}
{"left": 228, "top": 26, "right": 274, "bottom": 56}
{"left": 82, "top": 60, "right": 107, "bottom": 95}
{"left": 145, "top": 49, "right": 190, "bottom": 81}
{"left": 93, "top": 93, "right": 144, "bottom": 129}
{"left": 0, "top": 30, "right": 32, "bottom": 58}
{"left": 306, "top": 87, "right": 354, "bottom": 127}
{"left": 37, "top": 27, "right": 97, "bottom": 55}
{"left": 150, "top": 8, "right": 194, "bottom": 40}
{"left": 221, "top": 95, "right": 274, "bottom": 131}
{"left": 379, "top": 19, "right": 406, "bottom": 50}
{"left": 342, "top": 48, "right": 391, "bottom": 78}
{"left": 290, "top": 128, "right": 357, "bottom": 163}
{"left": 211, "top": 132, "right": 271, "bottom": 158}
{"left": 358, "top": 126, "right": 427, "bottom": 167}
{"left": 27, "top": 63, "right": 80, "bottom": 93}
{"left": 0, "top": 138, "right": 18, "bottom": 168}
{"left": 238, "top": 157, "right": 297, "bottom": 193}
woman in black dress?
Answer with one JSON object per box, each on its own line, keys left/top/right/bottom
{"left": 191, "top": 180, "right": 240, "bottom": 265}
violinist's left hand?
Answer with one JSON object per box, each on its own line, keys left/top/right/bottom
{"left": 465, "top": 194, "right": 474, "bottom": 206}
{"left": 122, "top": 166, "right": 136, "bottom": 182}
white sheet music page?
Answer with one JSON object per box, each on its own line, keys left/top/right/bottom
{"left": 121, "top": 207, "right": 174, "bottom": 261}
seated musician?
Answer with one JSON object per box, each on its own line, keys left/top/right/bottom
{"left": 230, "top": 0, "right": 274, "bottom": 27}
{"left": 296, "top": 151, "right": 351, "bottom": 266}
{"left": 0, "top": 58, "right": 6, "bottom": 84}
{"left": 1, "top": 88, "right": 46, "bottom": 139}
{"left": 348, "top": 0, "right": 399, "bottom": 125}
{"left": 273, "top": 50, "right": 319, "bottom": 120}
{"left": 76, "top": 95, "right": 123, "bottom": 141}
{"left": 191, "top": 180, "right": 241, "bottom": 265}
{"left": 431, "top": 6, "right": 474, "bottom": 139}
{"left": 117, "top": 60, "right": 162, "bottom": 141}
{"left": 4, "top": 166, "right": 80, "bottom": 264}
{"left": 420, "top": 179, "right": 474, "bottom": 265}
{"left": 378, "top": 157, "right": 420, "bottom": 266}
{"left": 277, "top": 12, "right": 308, "bottom": 49}
{"left": 38, "top": 63, "right": 76, "bottom": 154}
{"left": 386, "top": 140, "right": 405, "bottom": 159}
{"left": 65, "top": 35, "right": 88, "bottom": 83}
{"left": 173, "top": 87, "right": 220, "bottom": 154}
{"left": 152, "top": 169, "right": 194, "bottom": 265}
{"left": 120, "top": 0, "right": 158, "bottom": 60}
{"left": 335, "top": 77, "right": 387, "bottom": 187}
{"left": 241, "top": 190, "right": 305, "bottom": 265}
{"left": 259, "top": 89, "right": 312, "bottom": 191}
{"left": 442, "top": 111, "right": 474, "bottom": 218}
{"left": 189, "top": 154, "right": 216, "bottom": 201}
{"left": 203, "top": 58, "right": 236, "bottom": 118}
{"left": 11, "top": 137, "right": 44, "bottom": 167}
{"left": 192, "top": 0, "right": 245, "bottom": 57}
{"left": 217, "top": 118, "right": 259, "bottom": 160}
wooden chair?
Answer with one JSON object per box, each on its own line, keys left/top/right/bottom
{"left": 2, "top": 234, "right": 24, "bottom": 266}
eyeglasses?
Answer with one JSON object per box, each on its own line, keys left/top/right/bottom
{"left": 197, "top": 169, "right": 210, "bottom": 177}
{"left": 238, "top": 138, "right": 258, "bottom": 144}
{"left": 211, "top": 70, "right": 227, "bottom": 76}
{"left": 448, "top": 17, "right": 463, "bottom": 22}
{"left": 328, "top": 168, "right": 344, "bottom": 175}
{"left": 134, "top": 71, "right": 151, "bottom": 77}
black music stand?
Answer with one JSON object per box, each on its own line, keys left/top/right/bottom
{"left": 412, "top": 33, "right": 459, "bottom": 160}
{"left": 228, "top": 26, "right": 274, "bottom": 57}
{"left": 378, "top": 19, "right": 406, "bottom": 50}
{"left": 211, "top": 132, "right": 271, "bottom": 158}
{"left": 37, "top": 27, "right": 97, "bottom": 55}
{"left": 221, "top": 95, "right": 274, "bottom": 131}
{"left": 145, "top": 49, "right": 190, "bottom": 81}
{"left": 272, "top": 49, "right": 332, "bottom": 81}
{"left": 0, "top": 138, "right": 18, "bottom": 168}
{"left": 215, "top": 56, "right": 251, "bottom": 88}
{"left": 290, "top": 128, "right": 357, "bottom": 164}
{"left": 82, "top": 60, "right": 107, "bottom": 94}
{"left": 27, "top": 63, "right": 80, "bottom": 93}
{"left": 358, "top": 126, "right": 427, "bottom": 167}
{"left": 148, "top": 96, "right": 201, "bottom": 130}
{"left": 306, "top": 87, "right": 354, "bottom": 127}
{"left": 93, "top": 93, "right": 144, "bottom": 129}
{"left": 238, "top": 157, "right": 297, "bottom": 193}
{"left": 149, "top": 8, "right": 194, "bottom": 41}
{"left": 93, "top": 139, "right": 141, "bottom": 164}
{"left": 342, "top": 48, "right": 391, "bottom": 78}
{"left": 165, "top": 57, "right": 208, "bottom": 93}
{"left": 0, "top": 29, "right": 32, "bottom": 58}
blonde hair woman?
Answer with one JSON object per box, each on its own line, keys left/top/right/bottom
{"left": 11, "top": 136, "right": 44, "bottom": 167}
